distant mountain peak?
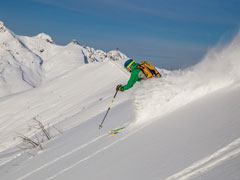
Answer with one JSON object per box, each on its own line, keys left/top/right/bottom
{"left": 107, "top": 50, "right": 128, "bottom": 61}
{"left": 0, "top": 21, "right": 7, "bottom": 33}
{"left": 71, "top": 39, "right": 80, "bottom": 45}
{"left": 35, "top": 33, "right": 54, "bottom": 44}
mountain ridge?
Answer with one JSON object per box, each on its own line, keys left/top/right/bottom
{"left": 0, "top": 21, "right": 128, "bottom": 97}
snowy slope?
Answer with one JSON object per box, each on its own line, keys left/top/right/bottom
{"left": 1, "top": 83, "right": 240, "bottom": 180}
{"left": 0, "top": 61, "right": 130, "bottom": 153}
{"left": 0, "top": 21, "right": 240, "bottom": 180}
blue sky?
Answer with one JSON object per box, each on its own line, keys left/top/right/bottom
{"left": 1, "top": 0, "right": 240, "bottom": 69}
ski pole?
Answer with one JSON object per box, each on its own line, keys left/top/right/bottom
{"left": 99, "top": 90, "right": 118, "bottom": 129}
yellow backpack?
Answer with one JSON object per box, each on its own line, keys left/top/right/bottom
{"left": 136, "top": 61, "right": 161, "bottom": 78}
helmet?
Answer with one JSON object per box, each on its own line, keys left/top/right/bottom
{"left": 124, "top": 59, "right": 135, "bottom": 69}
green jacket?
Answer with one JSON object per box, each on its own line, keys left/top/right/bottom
{"left": 123, "top": 62, "right": 147, "bottom": 91}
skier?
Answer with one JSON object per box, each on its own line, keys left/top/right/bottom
{"left": 116, "top": 59, "right": 161, "bottom": 92}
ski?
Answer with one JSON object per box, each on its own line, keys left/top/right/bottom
{"left": 108, "top": 127, "right": 125, "bottom": 136}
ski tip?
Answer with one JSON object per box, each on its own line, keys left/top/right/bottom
{"left": 108, "top": 127, "right": 125, "bottom": 136}
{"left": 108, "top": 132, "right": 116, "bottom": 136}
{"left": 108, "top": 131, "right": 120, "bottom": 136}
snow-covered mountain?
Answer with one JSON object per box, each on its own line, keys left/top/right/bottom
{"left": 0, "top": 21, "right": 240, "bottom": 180}
{"left": 0, "top": 21, "right": 128, "bottom": 97}
{"left": 0, "top": 21, "right": 43, "bottom": 96}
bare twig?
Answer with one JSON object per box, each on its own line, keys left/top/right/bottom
{"left": 35, "top": 135, "right": 43, "bottom": 150}
{"left": 17, "top": 133, "right": 39, "bottom": 148}
{"left": 16, "top": 116, "right": 63, "bottom": 153}
{"left": 33, "top": 118, "right": 51, "bottom": 140}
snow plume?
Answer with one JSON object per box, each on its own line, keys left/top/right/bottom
{"left": 133, "top": 31, "right": 240, "bottom": 126}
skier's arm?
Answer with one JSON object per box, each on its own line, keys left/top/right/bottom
{"left": 122, "top": 69, "right": 140, "bottom": 91}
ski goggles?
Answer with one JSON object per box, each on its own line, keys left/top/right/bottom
{"left": 126, "top": 60, "right": 135, "bottom": 69}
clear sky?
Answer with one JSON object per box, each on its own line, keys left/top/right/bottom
{"left": 1, "top": 0, "right": 240, "bottom": 69}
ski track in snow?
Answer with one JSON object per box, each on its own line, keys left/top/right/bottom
{"left": 15, "top": 122, "right": 136, "bottom": 180}
{"left": 16, "top": 134, "right": 107, "bottom": 180}
{"left": 45, "top": 125, "right": 143, "bottom": 180}
{"left": 166, "top": 137, "right": 240, "bottom": 180}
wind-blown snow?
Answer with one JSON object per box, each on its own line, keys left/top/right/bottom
{"left": 132, "top": 31, "right": 240, "bottom": 126}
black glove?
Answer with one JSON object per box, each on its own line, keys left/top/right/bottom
{"left": 116, "top": 84, "right": 124, "bottom": 92}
